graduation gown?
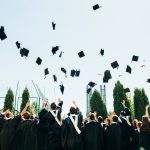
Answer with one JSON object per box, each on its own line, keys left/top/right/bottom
{"left": 81, "top": 121, "right": 104, "bottom": 150}
{"left": 0, "top": 116, "right": 21, "bottom": 150}
{"left": 105, "top": 122, "right": 122, "bottom": 150}
{"left": 15, "top": 119, "right": 38, "bottom": 150}
{"left": 38, "top": 102, "right": 63, "bottom": 150}
{"left": 61, "top": 115, "right": 83, "bottom": 150}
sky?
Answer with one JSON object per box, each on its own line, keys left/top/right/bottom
{"left": 0, "top": 0, "right": 150, "bottom": 116}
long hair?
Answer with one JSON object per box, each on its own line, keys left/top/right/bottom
{"left": 140, "top": 116, "right": 150, "bottom": 132}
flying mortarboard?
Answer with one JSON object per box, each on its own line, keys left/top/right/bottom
{"left": 100, "top": 49, "right": 104, "bottom": 56}
{"left": 16, "top": 41, "right": 21, "bottom": 49}
{"left": 20, "top": 48, "right": 29, "bottom": 57}
{"left": 88, "top": 81, "right": 96, "bottom": 87}
{"left": 75, "top": 70, "right": 80, "bottom": 77}
{"left": 52, "top": 46, "right": 59, "bottom": 55}
{"left": 147, "top": 79, "right": 150, "bottom": 83}
{"left": 70, "top": 69, "right": 76, "bottom": 77}
{"left": 36, "top": 57, "right": 42, "bottom": 65}
{"left": 44, "top": 68, "right": 49, "bottom": 78}
{"left": 78, "top": 51, "right": 85, "bottom": 58}
{"left": 111, "top": 61, "right": 119, "bottom": 69}
{"left": 52, "top": 22, "right": 56, "bottom": 30}
{"left": 124, "top": 88, "right": 130, "bottom": 93}
{"left": 53, "top": 75, "right": 57, "bottom": 82}
{"left": 61, "top": 67, "right": 67, "bottom": 77}
{"left": 103, "top": 70, "right": 112, "bottom": 83}
{"left": 60, "top": 83, "right": 64, "bottom": 94}
{"left": 93, "top": 4, "right": 101, "bottom": 10}
{"left": 87, "top": 88, "right": 92, "bottom": 94}
{"left": 132, "top": 55, "right": 139, "bottom": 62}
{"left": 59, "top": 51, "right": 64, "bottom": 58}
{"left": 0, "top": 26, "right": 7, "bottom": 40}
{"left": 126, "top": 65, "right": 132, "bottom": 74}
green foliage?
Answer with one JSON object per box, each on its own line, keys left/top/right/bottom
{"left": 113, "top": 81, "right": 130, "bottom": 115}
{"left": 90, "top": 89, "right": 107, "bottom": 119}
{"left": 4, "top": 88, "right": 14, "bottom": 112}
{"left": 127, "top": 94, "right": 135, "bottom": 119}
{"left": 20, "top": 87, "right": 30, "bottom": 112}
{"left": 134, "top": 88, "right": 149, "bottom": 120}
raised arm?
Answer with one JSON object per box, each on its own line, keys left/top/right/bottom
{"left": 20, "top": 101, "right": 30, "bottom": 117}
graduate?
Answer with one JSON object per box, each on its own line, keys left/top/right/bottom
{"left": 61, "top": 101, "right": 83, "bottom": 150}
{"left": 105, "top": 115, "right": 122, "bottom": 150}
{"left": 38, "top": 98, "right": 63, "bottom": 150}
{"left": 15, "top": 101, "right": 38, "bottom": 150}
{"left": 0, "top": 104, "right": 28, "bottom": 150}
{"left": 81, "top": 113, "right": 104, "bottom": 150}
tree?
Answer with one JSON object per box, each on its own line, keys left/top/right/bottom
{"left": 3, "top": 88, "right": 14, "bottom": 112}
{"left": 90, "top": 89, "right": 107, "bottom": 119}
{"left": 20, "top": 87, "right": 30, "bottom": 112}
{"left": 134, "top": 88, "right": 149, "bottom": 120}
{"left": 113, "top": 81, "right": 130, "bottom": 115}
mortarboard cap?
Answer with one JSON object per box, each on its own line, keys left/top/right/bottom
{"left": 88, "top": 81, "right": 96, "bottom": 87}
{"left": 52, "top": 46, "right": 59, "bottom": 55}
{"left": 16, "top": 41, "right": 21, "bottom": 49}
{"left": 36, "top": 57, "right": 42, "bottom": 65}
{"left": 93, "top": 4, "right": 101, "bottom": 10}
{"left": 87, "top": 88, "right": 92, "bottom": 94}
{"left": 75, "top": 70, "right": 80, "bottom": 77}
{"left": 44, "top": 68, "right": 49, "bottom": 78}
{"left": 0, "top": 26, "right": 7, "bottom": 40}
{"left": 147, "top": 79, "right": 150, "bottom": 83}
{"left": 53, "top": 75, "right": 57, "bottom": 82}
{"left": 124, "top": 88, "right": 130, "bottom": 93}
{"left": 126, "top": 65, "right": 132, "bottom": 74}
{"left": 61, "top": 67, "right": 67, "bottom": 74}
{"left": 52, "top": 22, "right": 56, "bottom": 30}
{"left": 70, "top": 69, "right": 76, "bottom": 77}
{"left": 103, "top": 77, "right": 108, "bottom": 83}
{"left": 100, "top": 49, "right": 104, "bottom": 56}
{"left": 78, "top": 51, "right": 85, "bottom": 58}
{"left": 60, "top": 83, "right": 64, "bottom": 94}
{"left": 111, "top": 61, "right": 119, "bottom": 69}
{"left": 103, "top": 70, "right": 112, "bottom": 83}
{"left": 59, "top": 51, "right": 63, "bottom": 58}
{"left": 20, "top": 48, "right": 29, "bottom": 57}
{"left": 132, "top": 55, "right": 139, "bottom": 62}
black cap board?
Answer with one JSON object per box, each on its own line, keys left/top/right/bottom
{"left": 103, "top": 70, "right": 112, "bottom": 83}
{"left": 61, "top": 67, "right": 67, "bottom": 74}
{"left": 16, "top": 41, "right": 21, "bottom": 49}
{"left": 147, "top": 79, "right": 150, "bottom": 83}
{"left": 87, "top": 88, "right": 92, "bottom": 94}
{"left": 52, "top": 46, "right": 59, "bottom": 55}
{"left": 70, "top": 69, "right": 76, "bottom": 77}
{"left": 52, "top": 22, "right": 56, "bottom": 30}
{"left": 60, "top": 83, "right": 64, "bottom": 94}
{"left": 126, "top": 65, "right": 132, "bottom": 74}
{"left": 75, "top": 70, "right": 80, "bottom": 77}
{"left": 100, "top": 49, "right": 104, "bottom": 56}
{"left": 132, "top": 55, "right": 139, "bottom": 62}
{"left": 0, "top": 26, "right": 7, "bottom": 40}
{"left": 20, "top": 48, "right": 29, "bottom": 57}
{"left": 111, "top": 61, "right": 119, "bottom": 69}
{"left": 44, "top": 68, "right": 49, "bottom": 78}
{"left": 93, "top": 4, "right": 101, "bottom": 10}
{"left": 124, "top": 88, "right": 130, "bottom": 93}
{"left": 88, "top": 81, "right": 96, "bottom": 87}
{"left": 36, "top": 57, "right": 42, "bottom": 65}
{"left": 53, "top": 75, "right": 57, "bottom": 82}
{"left": 59, "top": 51, "right": 64, "bottom": 58}
{"left": 78, "top": 51, "right": 85, "bottom": 58}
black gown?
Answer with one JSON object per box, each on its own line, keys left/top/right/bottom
{"left": 61, "top": 115, "right": 83, "bottom": 150}
{"left": 105, "top": 122, "right": 122, "bottom": 150}
{"left": 38, "top": 101, "right": 63, "bottom": 150}
{"left": 81, "top": 121, "right": 104, "bottom": 150}
{"left": 0, "top": 116, "right": 21, "bottom": 150}
{"left": 15, "top": 119, "right": 38, "bottom": 150}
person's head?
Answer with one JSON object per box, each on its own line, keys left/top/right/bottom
{"left": 5, "top": 111, "right": 14, "bottom": 119}
{"left": 70, "top": 107, "right": 76, "bottom": 115}
{"left": 22, "top": 111, "right": 31, "bottom": 120}
{"left": 105, "top": 118, "right": 111, "bottom": 126}
{"left": 138, "top": 121, "right": 142, "bottom": 128}
{"left": 50, "top": 102, "right": 57, "bottom": 110}
{"left": 98, "top": 116, "right": 103, "bottom": 123}
{"left": 133, "top": 119, "right": 138, "bottom": 128}
{"left": 142, "top": 116, "right": 149, "bottom": 125}
{"left": 89, "top": 113, "right": 95, "bottom": 121}
{"left": 112, "top": 115, "right": 118, "bottom": 123}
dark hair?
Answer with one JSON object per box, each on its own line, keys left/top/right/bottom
{"left": 112, "top": 115, "right": 118, "bottom": 123}
{"left": 140, "top": 116, "right": 150, "bottom": 132}
{"left": 23, "top": 112, "right": 30, "bottom": 120}
{"left": 70, "top": 107, "right": 76, "bottom": 114}
{"left": 106, "top": 118, "right": 111, "bottom": 126}
{"left": 98, "top": 116, "right": 103, "bottom": 123}
{"left": 50, "top": 102, "right": 57, "bottom": 110}
{"left": 133, "top": 119, "right": 138, "bottom": 128}
{"left": 89, "top": 114, "right": 95, "bottom": 120}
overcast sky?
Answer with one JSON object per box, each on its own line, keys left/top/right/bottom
{"left": 0, "top": 0, "right": 150, "bottom": 115}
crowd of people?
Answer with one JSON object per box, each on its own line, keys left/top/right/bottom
{"left": 0, "top": 99, "right": 150, "bottom": 150}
